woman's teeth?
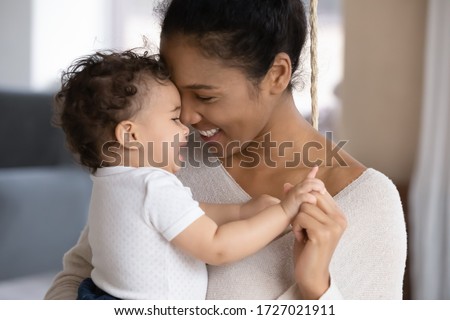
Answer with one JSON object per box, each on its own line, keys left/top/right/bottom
{"left": 198, "top": 128, "right": 220, "bottom": 137}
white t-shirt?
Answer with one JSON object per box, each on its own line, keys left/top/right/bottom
{"left": 88, "top": 166, "right": 207, "bottom": 299}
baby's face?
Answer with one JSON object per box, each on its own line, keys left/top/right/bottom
{"left": 131, "top": 80, "right": 189, "bottom": 173}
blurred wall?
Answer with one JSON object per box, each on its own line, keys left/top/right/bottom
{"left": 0, "top": 0, "right": 32, "bottom": 90}
{"left": 0, "top": 0, "right": 112, "bottom": 92}
{"left": 339, "top": 0, "right": 427, "bottom": 185}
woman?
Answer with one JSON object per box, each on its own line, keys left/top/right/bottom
{"left": 45, "top": 0, "right": 407, "bottom": 300}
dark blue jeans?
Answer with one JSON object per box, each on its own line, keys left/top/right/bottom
{"left": 77, "top": 278, "right": 121, "bottom": 300}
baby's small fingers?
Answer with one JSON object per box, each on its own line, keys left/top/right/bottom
{"left": 296, "top": 193, "right": 317, "bottom": 206}
{"left": 295, "top": 179, "right": 326, "bottom": 195}
{"left": 283, "top": 182, "right": 294, "bottom": 194}
{"left": 306, "top": 166, "right": 319, "bottom": 179}
{"left": 308, "top": 179, "right": 326, "bottom": 194}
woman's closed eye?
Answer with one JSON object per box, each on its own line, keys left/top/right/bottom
{"left": 196, "top": 95, "right": 216, "bottom": 103}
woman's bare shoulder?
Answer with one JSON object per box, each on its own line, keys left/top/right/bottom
{"left": 320, "top": 161, "right": 367, "bottom": 197}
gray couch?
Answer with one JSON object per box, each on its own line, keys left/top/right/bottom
{"left": 0, "top": 90, "right": 92, "bottom": 299}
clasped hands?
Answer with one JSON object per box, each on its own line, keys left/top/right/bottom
{"left": 241, "top": 166, "right": 347, "bottom": 299}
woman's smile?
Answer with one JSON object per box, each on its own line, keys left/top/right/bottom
{"left": 197, "top": 128, "right": 221, "bottom": 141}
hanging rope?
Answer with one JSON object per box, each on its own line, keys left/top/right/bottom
{"left": 310, "top": 0, "right": 319, "bottom": 130}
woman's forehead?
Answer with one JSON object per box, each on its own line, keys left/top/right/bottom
{"left": 161, "top": 37, "right": 217, "bottom": 69}
{"left": 161, "top": 38, "right": 243, "bottom": 89}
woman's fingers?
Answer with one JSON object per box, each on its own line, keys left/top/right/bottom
{"left": 292, "top": 209, "right": 322, "bottom": 242}
{"left": 289, "top": 169, "right": 347, "bottom": 299}
{"left": 312, "top": 192, "right": 347, "bottom": 229}
{"left": 291, "top": 202, "right": 346, "bottom": 244}
{"left": 295, "top": 203, "right": 330, "bottom": 225}
{"left": 313, "top": 191, "right": 335, "bottom": 212}
{"left": 292, "top": 210, "right": 332, "bottom": 244}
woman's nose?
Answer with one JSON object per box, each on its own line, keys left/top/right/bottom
{"left": 180, "top": 100, "right": 202, "bottom": 126}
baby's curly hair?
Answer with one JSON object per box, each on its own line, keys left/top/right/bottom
{"left": 53, "top": 49, "right": 170, "bottom": 172}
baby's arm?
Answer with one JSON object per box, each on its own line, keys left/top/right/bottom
{"left": 172, "top": 168, "right": 324, "bottom": 266}
{"left": 199, "top": 203, "right": 241, "bottom": 226}
{"left": 200, "top": 195, "right": 280, "bottom": 225}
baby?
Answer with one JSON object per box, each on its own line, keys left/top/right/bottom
{"left": 54, "top": 49, "right": 324, "bottom": 299}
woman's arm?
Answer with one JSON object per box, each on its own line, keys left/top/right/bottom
{"left": 277, "top": 277, "right": 343, "bottom": 300}
{"left": 283, "top": 170, "right": 406, "bottom": 300}
{"left": 44, "top": 226, "right": 93, "bottom": 300}
{"left": 290, "top": 191, "right": 347, "bottom": 299}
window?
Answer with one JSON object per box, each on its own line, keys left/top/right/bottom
{"left": 1, "top": 0, "right": 344, "bottom": 122}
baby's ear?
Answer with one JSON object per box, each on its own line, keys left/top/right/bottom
{"left": 115, "top": 120, "right": 139, "bottom": 149}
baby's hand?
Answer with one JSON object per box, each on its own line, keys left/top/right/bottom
{"left": 280, "top": 166, "right": 326, "bottom": 220}
{"left": 240, "top": 194, "right": 281, "bottom": 219}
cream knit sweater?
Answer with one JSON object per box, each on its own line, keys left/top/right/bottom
{"left": 45, "top": 149, "right": 407, "bottom": 300}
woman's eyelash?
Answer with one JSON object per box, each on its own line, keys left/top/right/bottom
{"left": 171, "top": 117, "right": 180, "bottom": 121}
{"left": 197, "top": 96, "right": 214, "bottom": 102}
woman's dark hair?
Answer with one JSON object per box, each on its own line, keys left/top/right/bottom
{"left": 158, "top": 0, "right": 307, "bottom": 89}
{"left": 53, "top": 50, "right": 169, "bottom": 172}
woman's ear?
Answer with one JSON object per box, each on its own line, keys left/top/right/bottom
{"left": 115, "top": 120, "right": 140, "bottom": 150}
{"left": 265, "top": 52, "right": 292, "bottom": 95}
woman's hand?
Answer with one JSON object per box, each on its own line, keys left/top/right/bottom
{"left": 286, "top": 175, "right": 347, "bottom": 299}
